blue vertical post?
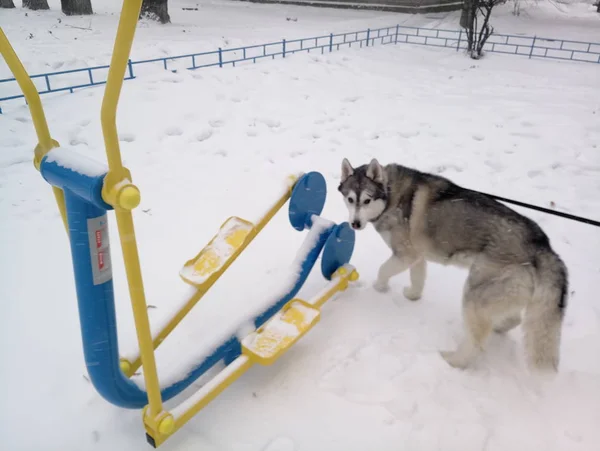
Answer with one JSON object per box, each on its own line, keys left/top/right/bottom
{"left": 282, "top": 39, "right": 286, "bottom": 58}
{"left": 218, "top": 48, "right": 223, "bottom": 67}
{"left": 127, "top": 59, "right": 135, "bottom": 79}
{"left": 529, "top": 36, "right": 537, "bottom": 59}
{"left": 329, "top": 33, "right": 333, "bottom": 52}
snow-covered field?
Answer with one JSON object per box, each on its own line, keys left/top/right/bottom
{"left": 1, "top": 1, "right": 600, "bottom": 451}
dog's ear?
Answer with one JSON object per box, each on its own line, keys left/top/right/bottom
{"left": 341, "top": 158, "right": 354, "bottom": 182}
{"left": 366, "top": 158, "right": 385, "bottom": 184}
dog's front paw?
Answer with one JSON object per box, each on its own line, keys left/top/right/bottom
{"left": 373, "top": 280, "right": 390, "bottom": 293}
{"left": 440, "top": 350, "right": 470, "bottom": 369}
{"left": 403, "top": 286, "right": 422, "bottom": 301}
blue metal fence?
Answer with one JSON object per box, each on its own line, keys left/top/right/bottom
{"left": 1, "top": 24, "right": 599, "bottom": 114}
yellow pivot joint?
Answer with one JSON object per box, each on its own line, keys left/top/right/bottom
{"left": 101, "top": 168, "right": 141, "bottom": 211}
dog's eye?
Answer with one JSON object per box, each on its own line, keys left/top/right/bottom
{"left": 347, "top": 197, "right": 354, "bottom": 204}
{"left": 363, "top": 199, "right": 371, "bottom": 205}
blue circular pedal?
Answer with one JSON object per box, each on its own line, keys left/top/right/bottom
{"left": 288, "top": 172, "right": 327, "bottom": 231}
{"left": 321, "top": 222, "right": 355, "bottom": 280}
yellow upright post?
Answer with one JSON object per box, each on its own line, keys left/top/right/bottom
{"left": 97, "top": 0, "right": 164, "bottom": 420}
{"left": 0, "top": 27, "right": 67, "bottom": 231}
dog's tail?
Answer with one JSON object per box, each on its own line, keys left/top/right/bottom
{"left": 523, "top": 249, "right": 568, "bottom": 372}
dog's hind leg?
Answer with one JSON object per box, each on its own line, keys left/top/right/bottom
{"left": 373, "top": 255, "right": 416, "bottom": 293}
{"left": 441, "top": 263, "right": 532, "bottom": 369}
{"left": 441, "top": 294, "right": 494, "bottom": 369}
{"left": 404, "top": 258, "right": 426, "bottom": 301}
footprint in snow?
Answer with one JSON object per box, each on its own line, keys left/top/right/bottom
{"left": 209, "top": 119, "right": 225, "bottom": 128}
{"left": 398, "top": 130, "right": 420, "bottom": 139}
{"left": 165, "top": 126, "right": 183, "bottom": 137}
{"left": 259, "top": 118, "right": 281, "bottom": 128}
{"left": 70, "top": 136, "right": 88, "bottom": 146}
{"left": 472, "top": 134, "right": 485, "bottom": 141}
{"left": 119, "top": 133, "right": 135, "bottom": 143}
{"left": 195, "top": 129, "right": 213, "bottom": 142}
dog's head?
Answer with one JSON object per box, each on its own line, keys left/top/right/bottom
{"left": 337, "top": 158, "right": 388, "bottom": 230}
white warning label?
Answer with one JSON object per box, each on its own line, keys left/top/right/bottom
{"left": 88, "top": 214, "right": 112, "bottom": 285}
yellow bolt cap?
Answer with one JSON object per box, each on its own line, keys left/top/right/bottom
{"left": 119, "top": 359, "right": 132, "bottom": 374}
{"left": 350, "top": 270, "right": 359, "bottom": 282}
{"left": 158, "top": 415, "right": 175, "bottom": 435}
{"left": 337, "top": 267, "right": 347, "bottom": 276}
{"left": 118, "top": 185, "right": 141, "bottom": 210}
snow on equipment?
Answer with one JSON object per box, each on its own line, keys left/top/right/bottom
{"left": 0, "top": 3, "right": 358, "bottom": 448}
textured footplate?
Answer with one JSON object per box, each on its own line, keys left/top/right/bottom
{"left": 180, "top": 216, "right": 254, "bottom": 287}
{"left": 242, "top": 300, "right": 320, "bottom": 365}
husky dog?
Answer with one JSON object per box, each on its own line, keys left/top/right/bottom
{"left": 338, "top": 158, "right": 568, "bottom": 373}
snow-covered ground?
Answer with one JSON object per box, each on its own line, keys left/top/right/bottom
{"left": 1, "top": 1, "right": 600, "bottom": 451}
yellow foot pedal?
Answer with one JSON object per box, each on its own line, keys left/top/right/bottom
{"left": 180, "top": 216, "right": 254, "bottom": 287}
{"left": 242, "top": 299, "right": 320, "bottom": 365}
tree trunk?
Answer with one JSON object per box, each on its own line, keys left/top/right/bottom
{"left": 61, "top": 0, "right": 93, "bottom": 16}
{"left": 23, "top": 0, "right": 49, "bottom": 10}
{"left": 460, "top": 0, "right": 472, "bottom": 29}
{"left": 141, "top": 0, "right": 170, "bottom": 24}
{"left": 1, "top": 0, "right": 16, "bottom": 8}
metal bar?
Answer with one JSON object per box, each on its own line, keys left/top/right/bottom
{"left": 529, "top": 36, "right": 537, "bottom": 59}
{"left": 99, "top": 0, "right": 164, "bottom": 420}
{"left": 127, "top": 59, "right": 134, "bottom": 79}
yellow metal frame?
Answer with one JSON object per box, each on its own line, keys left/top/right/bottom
{"left": 122, "top": 175, "right": 299, "bottom": 378}
{"left": 0, "top": 27, "right": 67, "bottom": 230}
{"left": 148, "top": 265, "right": 359, "bottom": 447}
{"left": 1, "top": 3, "right": 360, "bottom": 447}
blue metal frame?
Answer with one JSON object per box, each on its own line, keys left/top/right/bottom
{"left": 38, "top": 153, "right": 355, "bottom": 409}
{"left": 2, "top": 25, "right": 598, "bottom": 113}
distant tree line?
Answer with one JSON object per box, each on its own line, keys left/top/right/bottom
{"left": 0, "top": 0, "right": 170, "bottom": 24}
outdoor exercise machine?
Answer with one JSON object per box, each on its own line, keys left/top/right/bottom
{"left": 0, "top": 2, "right": 358, "bottom": 447}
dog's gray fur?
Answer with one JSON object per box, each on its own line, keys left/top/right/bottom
{"left": 338, "top": 158, "right": 568, "bottom": 373}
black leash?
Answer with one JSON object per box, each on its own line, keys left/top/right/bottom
{"left": 479, "top": 192, "right": 600, "bottom": 228}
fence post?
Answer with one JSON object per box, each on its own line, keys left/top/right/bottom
{"left": 329, "top": 33, "right": 333, "bottom": 52}
{"left": 218, "top": 47, "right": 223, "bottom": 68}
{"left": 366, "top": 28, "right": 371, "bottom": 47}
{"left": 395, "top": 24, "right": 399, "bottom": 44}
{"left": 282, "top": 39, "right": 286, "bottom": 58}
{"left": 529, "top": 36, "right": 537, "bottom": 59}
{"left": 127, "top": 59, "right": 134, "bottom": 78}
{"left": 457, "top": 29, "right": 462, "bottom": 52}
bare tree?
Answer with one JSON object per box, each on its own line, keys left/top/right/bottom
{"left": 141, "top": 0, "right": 170, "bottom": 24}
{"left": 1, "top": 0, "right": 16, "bottom": 8}
{"left": 23, "top": 0, "right": 49, "bottom": 9}
{"left": 460, "top": 0, "right": 506, "bottom": 59}
{"left": 61, "top": 0, "right": 93, "bottom": 15}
